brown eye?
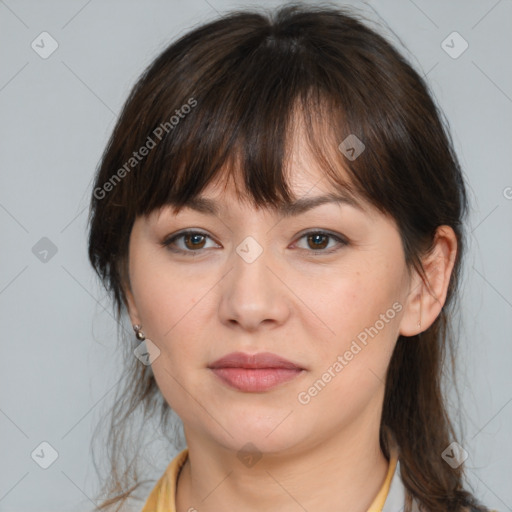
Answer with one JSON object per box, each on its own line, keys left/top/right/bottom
{"left": 161, "top": 230, "right": 218, "bottom": 254}
{"left": 183, "top": 233, "right": 207, "bottom": 250}
{"left": 307, "top": 233, "right": 329, "bottom": 250}
{"left": 294, "top": 230, "right": 347, "bottom": 254}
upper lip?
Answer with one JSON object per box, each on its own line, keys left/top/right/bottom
{"left": 209, "top": 352, "right": 303, "bottom": 370}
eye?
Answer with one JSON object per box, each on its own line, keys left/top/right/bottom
{"left": 161, "top": 230, "right": 219, "bottom": 254}
{"left": 161, "top": 229, "right": 347, "bottom": 256}
{"left": 293, "top": 230, "right": 347, "bottom": 254}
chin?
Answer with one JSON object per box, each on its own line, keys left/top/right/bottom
{"left": 217, "top": 418, "right": 307, "bottom": 455}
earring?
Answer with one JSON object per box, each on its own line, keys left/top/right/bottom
{"left": 417, "top": 300, "right": 422, "bottom": 329}
{"left": 133, "top": 324, "right": 146, "bottom": 341}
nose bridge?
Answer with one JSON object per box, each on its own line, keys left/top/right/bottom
{"left": 231, "top": 233, "right": 273, "bottom": 302}
{"left": 217, "top": 232, "right": 290, "bottom": 330}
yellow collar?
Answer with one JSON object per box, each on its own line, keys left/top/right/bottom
{"left": 141, "top": 447, "right": 399, "bottom": 512}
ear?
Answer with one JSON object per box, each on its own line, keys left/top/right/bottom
{"left": 399, "top": 226, "right": 458, "bottom": 337}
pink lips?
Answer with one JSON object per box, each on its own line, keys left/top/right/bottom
{"left": 209, "top": 352, "right": 305, "bottom": 392}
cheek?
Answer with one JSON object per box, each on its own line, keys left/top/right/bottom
{"left": 132, "top": 273, "right": 175, "bottom": 338}
{"left": 301, "top": 259, "right": 404, "bottom": 398}
{"left": 129, "top": 258, "right": 207, "bottom": 411}
{"left": 129, "top": 243, "right": 202, "bottom": 340}
{"left": 294, "top": 273, "right": 402, "bottom": 421}
{"left": 302, "top": 263, "right": 402, "bottom": 345}
{"left": 129, "top": 249, "right": 223, "bottom": 388}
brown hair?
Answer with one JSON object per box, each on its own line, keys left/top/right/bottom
{"left": 88, "top": 3, "right": 489, "bottom": 511}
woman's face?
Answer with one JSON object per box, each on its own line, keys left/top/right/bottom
{"left": 125, "top": 142, "right": 419, "bottom": 456}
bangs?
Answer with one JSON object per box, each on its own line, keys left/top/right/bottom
{"left": 142, "top": 96, "right": 361, "bottom": 217}
{"left": 117, "top": 28, "right": 370, "bottom": 220}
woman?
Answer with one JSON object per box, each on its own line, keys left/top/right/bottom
{"left": 88, "top": 4, "right": 495, "bottom": 511}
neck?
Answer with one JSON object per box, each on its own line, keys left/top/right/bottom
{"left": 175, "top": 420, "right": 392, "bottom": 512}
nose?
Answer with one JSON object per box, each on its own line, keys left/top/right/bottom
{"left": 217, "top": 240, "right": 291, "bottom": 332}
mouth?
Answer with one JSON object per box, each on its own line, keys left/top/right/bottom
{"left": 208, "top": 352, "right": 305, "bottom": 392}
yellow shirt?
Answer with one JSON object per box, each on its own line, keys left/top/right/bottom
{"left": 141, "top": 447, "right": 399, "bottom": 512}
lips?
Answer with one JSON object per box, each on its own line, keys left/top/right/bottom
{"left": 208, "top": 352, "right": 305, "bottom": 392}
{"left": 209, "top": 352, "right": 303, "bottom": 370}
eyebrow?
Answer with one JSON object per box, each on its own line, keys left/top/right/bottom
{"left": 173, "top": 191, "right": 365, "bottom": 217}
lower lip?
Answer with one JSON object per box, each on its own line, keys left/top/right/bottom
{"left": 211, "top": 367, "right": 304, "bottom": 392}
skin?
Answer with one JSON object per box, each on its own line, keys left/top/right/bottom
{"left": 125, "top": 135, "right": 457, "bottom": 512}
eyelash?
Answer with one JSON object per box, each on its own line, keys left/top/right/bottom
{"left": 160, "top": 229, "right": 348, "bottom": 256}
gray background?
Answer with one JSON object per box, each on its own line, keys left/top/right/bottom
{"left": 1, "top": 0, "right": 511, "bottom": 511}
